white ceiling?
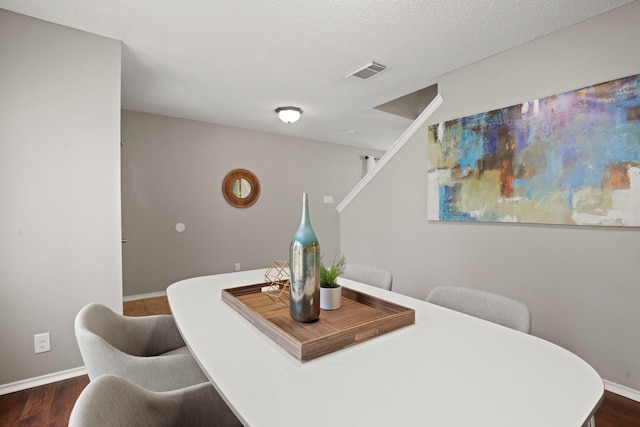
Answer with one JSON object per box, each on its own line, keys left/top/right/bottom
{"left": 1, "top": 0, "right": 633, "bottom": 151}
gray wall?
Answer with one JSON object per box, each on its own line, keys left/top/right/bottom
{"left": 121, "top": 110, "right": 382, "bottom": 296}
{"left": 341, "top": 1, "right": 640, "bottom": 392}
{"left": 0, "top": 10, "right": 122, "bottom": 385}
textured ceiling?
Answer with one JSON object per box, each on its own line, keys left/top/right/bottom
{"left": 0, "top": 0, "right": 633, "bottom": 150}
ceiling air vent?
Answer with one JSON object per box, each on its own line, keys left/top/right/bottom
{"left": 345, "top": 61, "right": 387, "bottom": 80}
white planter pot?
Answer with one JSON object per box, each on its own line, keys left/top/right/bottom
{"left": 320, "top": 286, "right": 342, "bottom": 310}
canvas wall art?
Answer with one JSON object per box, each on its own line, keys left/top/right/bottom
{"left": 427, "top": 73, "right": 640, "bottom": 226}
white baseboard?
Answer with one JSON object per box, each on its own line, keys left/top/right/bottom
{"left": 604, "top": 379, "right": 640, "bottom": 402}
{"left": 123, "top": 290, "right": 167, "bottom": 302}
{"left": 0, "top": 366, "right": 87, "bottom": 396}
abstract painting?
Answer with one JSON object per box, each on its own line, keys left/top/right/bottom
{"left": 427, "top": 73, "right": 640, "bottom": 226}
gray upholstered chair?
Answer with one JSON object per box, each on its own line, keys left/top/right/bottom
{"left": 425, "top": 286, "right": 531, "bottom": 333}
{"left": 69, "top": 374, "right": 241, "bottom": 427}
{"left": 342, "top": 264, "right": 393, "bottom": 291}
{"left": 75, "top": 303, "right": 209, "bottom": 392}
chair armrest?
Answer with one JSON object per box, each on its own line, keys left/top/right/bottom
{"left": 78, "top": 331, "right": 208, "bottom": 391}
{"left": 116, "top": 353, "right": 210, "bottom": 392}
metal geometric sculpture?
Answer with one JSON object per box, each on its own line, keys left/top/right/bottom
{"left": 265, "top": 260, "right": 290, "bottom": 306}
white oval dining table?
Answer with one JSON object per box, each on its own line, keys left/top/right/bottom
{"left": 167, "top": 269, "right": 603, "bottom": 427}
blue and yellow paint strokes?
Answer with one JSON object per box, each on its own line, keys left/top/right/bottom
{"left": 427, "top": 74, "right": 640, "bottom": 226}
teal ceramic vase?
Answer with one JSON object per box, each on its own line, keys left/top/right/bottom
{"left": 289, "top": 193, "right": 320, "bottom": 322}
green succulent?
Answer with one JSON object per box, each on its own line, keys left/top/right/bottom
{"left": 320, "top": 255, "right": 346, "bottom": 288}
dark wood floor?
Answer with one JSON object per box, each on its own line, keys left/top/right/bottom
{"left": 0, "top": 375, "right": 89, "bottom": 427}
{"left": 1, "top": 297, "right": 639, "bottom": 426}
{"left": 597, "top": 392, "right": 640, "bottom": 427}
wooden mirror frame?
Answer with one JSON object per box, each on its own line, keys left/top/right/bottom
{"left": 222, "top": 168, "right": 260, "bottom": 208}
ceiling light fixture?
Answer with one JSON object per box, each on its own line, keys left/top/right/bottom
{"left": 275, "top": 106, "right": 303, "bottom": 124}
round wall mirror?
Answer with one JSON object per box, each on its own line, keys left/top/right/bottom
{"left": 222, "top": 169, "right": 260, "bottom": 208}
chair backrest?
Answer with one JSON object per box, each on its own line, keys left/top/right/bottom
{"left": 75, "top": 303, "right": 185, "bottom": 357}
{"left": 341, "top": 264, "right": 393, "bottom": 291}
{"left": 68, "top": 375, "right": 229, "bottom": 427}
{"left": 426, "top": 286, "right": 531, "bottom": 333}
{"left": 74, "top": 303, "right": 208, "bottom": 390}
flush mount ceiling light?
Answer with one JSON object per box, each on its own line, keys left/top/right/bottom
{"left": 275, "top": 106, "right": 303, "bottom": 124}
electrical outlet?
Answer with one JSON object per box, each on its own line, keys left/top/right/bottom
{"left": 235, "top": 262, "right": 241, "bottom": 272}
{"left": 34, "top": 332, "right": 50, "bottom": 354}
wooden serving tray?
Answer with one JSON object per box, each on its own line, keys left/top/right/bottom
{"left": 221, "top": 283, "right": 415, "bottom": 362}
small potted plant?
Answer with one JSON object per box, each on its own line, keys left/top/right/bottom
{"left": 320, "top": 255, "right": 346, "bottom": 310}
